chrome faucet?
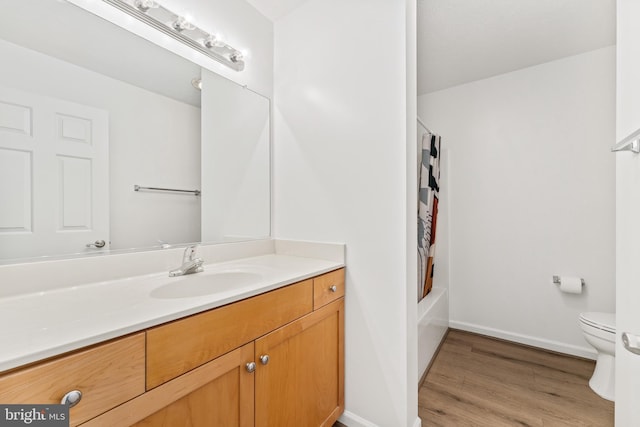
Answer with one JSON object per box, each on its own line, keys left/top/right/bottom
{"left": 169, "top": 245, "right": 204, "bottom": 277}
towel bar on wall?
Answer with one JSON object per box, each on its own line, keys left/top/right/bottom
{"left": 612, "top": 127, "right": 640, "bottom": 153}
{"left": 134, "top": 185, "right": 201, "bottom": 196}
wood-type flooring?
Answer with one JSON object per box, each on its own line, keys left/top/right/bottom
{"left": 419, "top": 329, "right": 614, "bottom": 426}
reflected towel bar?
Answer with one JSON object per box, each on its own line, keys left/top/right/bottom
{"left": 612, "top": 127, "right": 640, "bottom": 153}
{"left": 134, "top": 185, "right": 201, "bottom": 196}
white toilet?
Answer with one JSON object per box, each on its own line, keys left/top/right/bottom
{"left": 579, "top": 312, "right": 616, "bottom": 401}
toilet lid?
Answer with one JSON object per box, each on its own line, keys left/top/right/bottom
{"left": 579, "top": 312, "right": 615, "bottom": 333}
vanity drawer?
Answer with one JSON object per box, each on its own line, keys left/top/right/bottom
{"left": 313, "top": 268, "right": 345, "bottom": 309}
{"left": 146, "top": 279, "right": 313, "bottom": 389}
{"left": 0, "top": 333, "right": 145, "bottom": 426}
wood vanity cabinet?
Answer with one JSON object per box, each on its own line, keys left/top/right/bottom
{"left": 0, "top": 333, "right": 145, "bottom": 427}
{"left": 83, "top": 343, "right": 256, "bottom": 427}
{"left": 0, "top": 268, "right": 344, "bottom": 427}
{"left": 255, "top": 298, "right": 344, "bottom": 427}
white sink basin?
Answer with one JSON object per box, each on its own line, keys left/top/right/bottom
{"left": 150, "top": 271, "right": 262, "bottom": 299}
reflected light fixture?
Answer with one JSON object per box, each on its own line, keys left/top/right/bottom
{"left": 102, "top": 0, "right": 245, "bottom": 71}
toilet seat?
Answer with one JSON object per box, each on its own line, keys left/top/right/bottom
{"left": 579, "top": 312, "right": 615, "bottom": 334}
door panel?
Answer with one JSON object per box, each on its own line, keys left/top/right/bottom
{"left": 255, "top": 299, "right": 344, "bottom": 427}
{"left": 616, "top": 1, "right": 640, "bottom": 425}
{"left": 0, "top": 148, "right": 31, "bottom": 231}
{"left": 83, "top": 343, "right": 255, "bottom": 427}
{"left": 57, "top": 155, "right": 92, "bottom": 230}
{"left": 0, "top": 86, "right": 109, "bottom": 259}
{"left": 133, "top": 370, "right": 243, "bottom": 427}
{"left": 0, "top": 100, "right": 31, "bottom": 135}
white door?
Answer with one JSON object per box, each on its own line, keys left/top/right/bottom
{"left": 0, "top": 86, "right": 109, "bottom": 260}
{"left": 615, "top": 1, "right": 640, "bottom": 425}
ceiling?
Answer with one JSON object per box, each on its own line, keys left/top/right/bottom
{"left": 417, "top": 0, "right": 616, "bottom": 94}
{"left": 245, "top": 0, "right": 307, "bottom": 22}
{"left": 247, "top": 0, "right": 616, "bottom": 96}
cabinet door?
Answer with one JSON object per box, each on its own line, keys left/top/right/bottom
{"left": 255, "top": 298, "right": 344, "bottom": 427}
{"left": 81, "top": 343, "right": 255, "bottom": 427}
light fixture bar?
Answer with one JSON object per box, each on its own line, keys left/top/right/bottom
{"left": 102, "top": 0, "right": 245, "bottom": 71}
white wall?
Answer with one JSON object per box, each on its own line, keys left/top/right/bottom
{"left": 0, "top": 39, "right": 202, "bottom": 250}
{"left": 273, "top": 1, "right": 418, "bottom": 425}
{"left": 615, "top": 0, "right": 640, "bottom": 424}
{"left": 418, "top": 46, "right": 616, "bottom": 358}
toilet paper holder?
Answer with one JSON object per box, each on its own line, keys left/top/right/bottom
{"left": 552, "top": 276, "right": 585, "bottom": 286}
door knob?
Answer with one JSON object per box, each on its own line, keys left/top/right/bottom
{"left": 245, "top": 362, "right": 256, "bottom": 373}
{"left": 329, "top": 285, "right": 337, "bottom": 293}
{"left": 622, "top": 332, "right": 640, "bottom": 355}
{"left": 259, "top": 354, "right": 270, "bottom": 365}
{"left": 86, "top": 240, "right": 106, "bottom": 248}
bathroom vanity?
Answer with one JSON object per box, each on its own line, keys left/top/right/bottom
{"left": 0, "top": 243, "right": 345, "bottom": 427}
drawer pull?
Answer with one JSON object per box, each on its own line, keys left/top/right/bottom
{"left": 259, "top": 354, "right": 270, "bottom": 365}
{"left": 61, "top": 390, "right": 82, "bottom": 408}
{"left": 246, "top": 362, "right": 256, "bottom": 373}
{"left": 329, "top": 285, "right": 337, "bottom": 293}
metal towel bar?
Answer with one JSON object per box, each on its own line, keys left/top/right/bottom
{"left": 134, "top": 185, "right": 201, "bottom": 196}
{"left": 612, "top": 127, "right": 640, "bottom": 153}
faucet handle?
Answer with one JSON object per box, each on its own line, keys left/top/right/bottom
{"left": 183, "top": 245, "right": 198, "bottom": 262}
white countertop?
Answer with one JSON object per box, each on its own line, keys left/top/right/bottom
{"left": 0, "top": 253, "right": 343, "bottom": 372}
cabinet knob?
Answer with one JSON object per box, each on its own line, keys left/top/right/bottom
{"left": 61, "top": 390, "right": 82, "bottom": 408}
{"left": 259, "top": 354, "right": 270, "bottom": 365}
{"left": 329, "top": 285, "right": 337, "bottom": 293}
{"left": 246, "top": 362, "right": 256, "bottom": 373}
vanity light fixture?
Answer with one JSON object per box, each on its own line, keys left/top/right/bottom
{"left": 102, "top": 0, "right": 245, "bottom": 71}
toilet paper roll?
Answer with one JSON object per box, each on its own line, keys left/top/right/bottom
{"left": 559, "top": 276, "right": 583, "bottom": 294}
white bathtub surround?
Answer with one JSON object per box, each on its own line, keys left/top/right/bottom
{"left": 418, "top": 287, "right": 449, "bottom": 380}
{"left": 0, "top": 239, "right": 344, "bottom": 372}
{"left": 419, "top": 46, "right": 616, "bottom": 359}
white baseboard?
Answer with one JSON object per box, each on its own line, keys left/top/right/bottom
{"left": 338, "top": 412, "right": 422, "bottom": 427}
{"left": 449, "top": 320, "right": 597, "bottom": 360}
{"left": 338, "top": 411, "right": 378, "bottom": 427}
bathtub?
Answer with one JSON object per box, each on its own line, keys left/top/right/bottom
{"left": 418, "top": 286, "right": 449, "bottom": 381}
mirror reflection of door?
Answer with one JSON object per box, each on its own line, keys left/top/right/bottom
{"left": 0, "top": 86, "right": 109, "bottom": 260}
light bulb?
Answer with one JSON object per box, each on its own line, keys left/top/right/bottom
{"left": 204, "top": 34, "right": 226, "bottom": 49}
{"left": 133, "top": 0, "right": 158, "bottom": 12}
{"left": 230, "top": 51, "right": 244, "bottom": 63}
{"left": 172, "top": 16, "right": 196, "bottom": 32}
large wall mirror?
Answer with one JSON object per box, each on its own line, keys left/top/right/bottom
{"left": 0, "top": 0, "right": 270, "bottom": 263}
